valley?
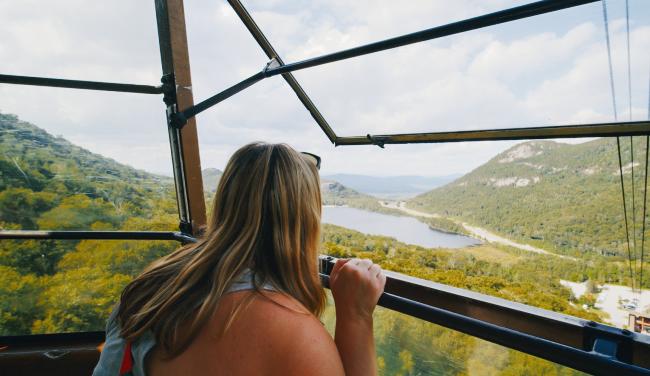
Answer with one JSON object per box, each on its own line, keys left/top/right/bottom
{"left": 2, "top": 112, "right": 649, "bottom": 374}
{"left": 379, "top": 200, "right": 574, "bottom": 259}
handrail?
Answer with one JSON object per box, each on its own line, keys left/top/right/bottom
{"left": 0, "top": 230, "right": 195, "bottom": 243}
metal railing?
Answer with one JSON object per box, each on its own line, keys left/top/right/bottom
{"left": 2, "top": 230, "right": 650, "bottom": 373}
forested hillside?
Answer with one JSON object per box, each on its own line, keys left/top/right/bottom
{"left": 409, "top": 139, "right": 650, "bottom": 260}
{"left": 0, "top": 112, "right": 177, "bottom": 232}
{"left": 322, "top": 180, "right": 403, "bottom": 215}
{"left": 0, "top": 113, "right": 180, "bottom": 335}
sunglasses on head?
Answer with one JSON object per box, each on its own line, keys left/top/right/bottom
{"left": 301, "top": 152, "right": 321, "bottom": 170}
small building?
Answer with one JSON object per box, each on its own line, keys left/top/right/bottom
{"left": 629, "top": 313, "right": 650, "bottom": 335}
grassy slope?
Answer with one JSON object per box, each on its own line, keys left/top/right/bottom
{"left": 409, "top": 139, "right": 650, "bottom": 259}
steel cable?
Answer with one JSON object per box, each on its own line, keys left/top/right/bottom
{"left": 641, "top": 59, "right": 650, "bottom": 290}
{"left": 640, "top": 136, "right": 648, "bottom": 290}
{"left": 625, "top": 0, "right": 639, "bottom": 291}
{"left": 603, "top": 0, "right": 635, "bottom": 290}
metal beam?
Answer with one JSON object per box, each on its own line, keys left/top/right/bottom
{"left": 155, "top": 0, "right": 207, "bottom": 235}
{"left": 0, "top": 74, "right": 163, "bottom": 94}
{"left": 335, "top": 121, "right": 650, "bottom": 146}
{"left": 227, "top": 0, "right": 337, "bottom": 143}
{"left": 0, "top": 230, "right": 194, "bottom": 243}
{"left": 172, "top": 0, "right": 598, "bottom": 131}
{"left": 264, "top": 0, "right": 599, "bottom": 77}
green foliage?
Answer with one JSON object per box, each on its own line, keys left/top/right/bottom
{"left": 322, "top": 224, "right": 603, "bottom": 322}
{"left": 421, "top": 216, "right": 470, "bottom": 236}
{"left": 0, "top": 266, "right": 41, "bottom": 335}
{"left": 0, "top": 112, "right": 176, "bottom": 232}
{"left": 0, "top": 188, "right": 57, "bottom": 229}
{"left": 0, "top": 112, "right": 182, "bottom": 334}
{"left": 0, "top": 239, "right": 68, "bottom": 275}
{"left": 37, "top": 194, "right": 122, "bottom": 230}
{"left": 59, "top": 239, "right": 177, "bottom": 277}
{"left": 32, "top": 267, "right": 131, "bottom": 334}
{"left": 409, "top": 139, "right": 649, "bottom": 261}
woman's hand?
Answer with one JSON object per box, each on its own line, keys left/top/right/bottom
{"left": 329, "top": 258, "right": 386, "bottom": 321}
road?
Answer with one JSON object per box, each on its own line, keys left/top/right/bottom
{"left": 379, "top": 200, "right": 576, "bottom": 260}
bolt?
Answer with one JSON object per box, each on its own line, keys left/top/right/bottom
{"left": 588, "top": 321, "right": 598, "bottom": 327}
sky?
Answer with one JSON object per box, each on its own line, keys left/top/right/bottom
{"left": 1, "top": 0, "right": 649, "bottom": 177}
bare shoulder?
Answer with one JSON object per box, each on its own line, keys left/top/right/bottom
{"left": 226, "top": 291, "right": 345, "bottom": 376}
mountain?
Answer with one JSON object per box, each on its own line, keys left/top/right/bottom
{"left": 322, "top": 173, "right": 460, "bottom": 199}
{"left": 0, "top": 112, "right": 176, "bottom": 231}
{"left": 201, "top": 168, "right": 223, "bottom": 194}
{"left": 321, "top": 179, "right": 403, "bottom": 215}
{"left": 409, "top": 139, "right": 648, "bottom": 258}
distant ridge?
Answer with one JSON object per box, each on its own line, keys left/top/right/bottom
{"left": 201, "top": 168, "right": 223, "bottom": 194}
{"left": 323, "top": 173, "right": 461, "bottom": 199}
{"left": 0, "top": 112, "right": 173, "bottom": 205}
{"left": 408, "top": 139, "right": 642, "bottom": 258}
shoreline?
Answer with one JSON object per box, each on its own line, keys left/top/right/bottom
{"left": 380, "top": 201, "right": 576, "bottom": 260}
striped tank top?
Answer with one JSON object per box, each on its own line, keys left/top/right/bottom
{"left": 92, "top": 269, "right": 277, "bottom": 376}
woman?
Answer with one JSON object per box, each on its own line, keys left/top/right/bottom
{"left": 93, "top": 142, "right": 386, "bottom": 376}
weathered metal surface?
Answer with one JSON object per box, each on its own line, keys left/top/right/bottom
{"left": 336, "top": 121, "right": 650, "bottom": 145}
{"left": 155, "top": 0, "right": 207, "bottom": 235}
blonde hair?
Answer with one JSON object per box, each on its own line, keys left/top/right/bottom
{"left": 118, "top": 142, "right": 325, "bottom": 357}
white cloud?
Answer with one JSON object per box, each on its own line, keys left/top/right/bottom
{"left": 1, "top": 0, "right": 648, "bottom": 177}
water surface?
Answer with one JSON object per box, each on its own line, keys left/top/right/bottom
{"left": 322, "top": 206, "right": 480, "bottom": 249}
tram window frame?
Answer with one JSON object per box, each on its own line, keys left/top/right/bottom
{"left": 2, "top": 0, "right": 650, "bottom": 374}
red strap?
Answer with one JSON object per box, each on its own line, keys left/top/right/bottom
{"left": 119, "top": 341, "right": 134, "bottom": 376}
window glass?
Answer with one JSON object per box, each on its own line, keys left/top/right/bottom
{"left": 0, "top": 239, "right": 178, "bottom": 335}
{"left": 322, "top": 300, "right": 587, "bottom": 375}
{"left": 320, "top": 137, "right": 650, "bottom": 334}
{"left": 0, "top": 90, "right": 177, "bottom": 231}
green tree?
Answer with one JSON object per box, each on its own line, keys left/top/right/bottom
{"left": 0, "top": 266, "right": 41, "bottom": 335}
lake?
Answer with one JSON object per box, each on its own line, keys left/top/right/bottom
{"left": 322, "top": 206, "right": 480, "bottom": 249}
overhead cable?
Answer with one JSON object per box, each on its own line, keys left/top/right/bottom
{"left": 603, "top": 0, "right": 635, "bottom": 290}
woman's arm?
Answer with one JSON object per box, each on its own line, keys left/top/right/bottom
{"left": 330, "top": 258, "right": 386, "bottom": 376}
{"left": 252, "top": 259, "right": 385, "bottom": 376}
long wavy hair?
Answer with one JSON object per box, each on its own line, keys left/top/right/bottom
{"left": 117, "top": 142, "right": 325, "bottom": 357}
